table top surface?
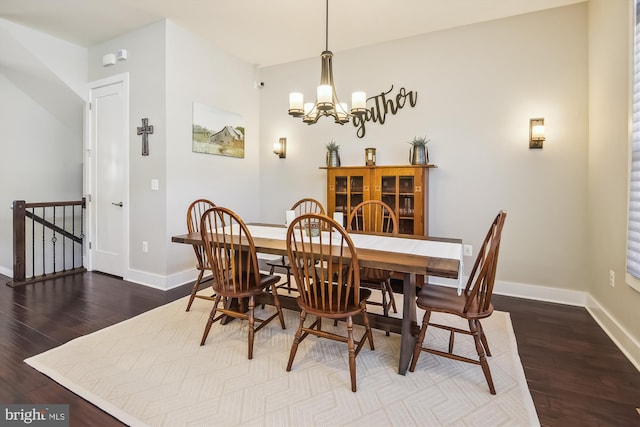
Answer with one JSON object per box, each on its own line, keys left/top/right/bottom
{"left": 172, "top": 224, "right": 462, "bottom": 279}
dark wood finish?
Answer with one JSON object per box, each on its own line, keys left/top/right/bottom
{"left": 409, "top": 211, "right": 507, "bottom": 394}
{"left": 10, "top": 199, "right": 86, "bottom": 287}
{"left": 173, "top": 231, "right": 461, "bottom": 278}
{"left": 285, "top": 213, "right": 374, "bottom": 392}
{"left": 173, "top": 225, "right": 462, "bottom": 375}
{"left": 266, "top": 198, "right": 325, "bottom": 294}
{"left": 184, "top": 198, "right": 216, "bottom": 311}
{"left": 198, "top": 207, "right": 286, "bottom": 359}
{"left": 11, "top": 200, "right": 26, "bottom": 283}
{"left": 348, "top": 200, "right": 399, "bottom": 324}
{"left": 0, "top": 271, "right": 638, "bottom": 425}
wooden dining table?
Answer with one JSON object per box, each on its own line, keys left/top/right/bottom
{"left": 172, "top": 223, "right": 462, "bottom": 375}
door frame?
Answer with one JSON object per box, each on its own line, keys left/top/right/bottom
{"left": 85, "top": 72, "right": 130, "bottom": 277}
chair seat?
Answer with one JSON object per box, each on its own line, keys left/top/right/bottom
{"left": 266, "top": 257, "right": 290, "bottom": 268}
{"left": 360, "top": 267, "right": 391, "bottom": 282}
{"left": 296, "top": 287, "right": 372, "bottom": 319}
{"left": 416, "top": 284, "right": 493, "bottom": 319}
{"left": 216, "top": 273, "right": 280, "bottom": 298}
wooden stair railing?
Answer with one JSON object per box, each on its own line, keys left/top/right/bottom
{"left": 9, "top": 199, "right": 86, "bottom": 287}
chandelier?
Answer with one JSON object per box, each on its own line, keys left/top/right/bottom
{"left": 288, "top": 0, "right": 366, "bottom": 125}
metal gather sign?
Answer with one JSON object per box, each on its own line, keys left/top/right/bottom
{"left": 352, "top": 85, "right": 418, "bottom": 138}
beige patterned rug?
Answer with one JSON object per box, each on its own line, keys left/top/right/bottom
{"left": 25, "top": 291, "right": 539, "bottom": 426}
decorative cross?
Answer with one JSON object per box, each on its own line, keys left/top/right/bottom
{"left": 137, "top": 118, "right": 154, "bottom": 156}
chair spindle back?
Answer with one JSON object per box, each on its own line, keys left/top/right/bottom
{"left": 291, "top": 198, "right": 325, "bottom": 216}
{"left": 287, "top": 214, "right": 361, "bottom": 313}
{"left": 463, "top": 210, "right": 507, "bottom": 313}
{"left": 200, "top": 207, "right": 261, "bottom": 295}
{"left": 187, "top": 199, "right": 216, "bottom": 268}
{"left": 348, "top": 200, "right": 398, "bottom": 234}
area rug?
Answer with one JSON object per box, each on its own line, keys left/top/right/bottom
{"left": 25, "top": 291, "right": 539, "bottom": 426}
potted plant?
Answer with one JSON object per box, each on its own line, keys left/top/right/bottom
{"left": 408, "top": 136, "right": 430, "bottom": 165}
{"left": 326, "top": 140, "right": 341, "bottom": 167}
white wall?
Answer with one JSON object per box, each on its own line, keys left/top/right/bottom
{"left": 88, "top": 21, "right": 167, "bottom": 282}
{"left": 258, "top": 4, "right": 589, "bottom": 292}
{"left": 0, "top": 20, "right": 86, "bottom": 276}
{"left": 587, "top": 0, "right": 640, "bottom": 365}
{"left": 164, "top": 21, "right": 262, "bottom": 281}
{"left": 85, "top": 20, "right": 261, "bottom": 288}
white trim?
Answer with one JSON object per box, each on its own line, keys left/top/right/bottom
{"left": 85, "top": 72, "right": 130, "bottom": 277}
{"left": 585, "top": 293, "right": 640, "bottom": 372}
{"left": 121, "top": 270, "right": 640, "bottom": 372}
{"left": 493, "top": 279, "right": 587, "bottom": 306}
{"left": 0, "top": 265, "right": 12, "bottom": 278}
{"left": 429, "top": 277, "right": 587, "bottom": 306}
{"left": 430, "top": 277, "right": 639, "bottom": 371}
{"left": 125, "top": 267, "right": 201, "bottom": 291}
{"left": 625, "top": 271, "right": 640, "bottom": 293}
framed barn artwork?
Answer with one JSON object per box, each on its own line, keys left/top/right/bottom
{"left": 192, "top": 102, "right": 245, "bottom": 158}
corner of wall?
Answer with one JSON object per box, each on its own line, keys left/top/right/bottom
{"left": 585, "top": 293, "right": 640, "bottom": 372}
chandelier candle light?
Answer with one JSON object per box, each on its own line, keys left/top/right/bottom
{"left": 288, "top": 0, "right": 366, "bottom": 125}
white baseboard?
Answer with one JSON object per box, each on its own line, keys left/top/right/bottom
{"left": 431, "top": 277, "right": 639, "bottom": 371}
{"left": 429, "top": 277, "right": 587, "bottom": 306}
{"left": 0, "top": 265, "right": 12, "bottom": 278}
{"left": 493, "top": 279, "right": 587, "bottom": 306}
{"left": 124, "top": 268, "right": 198, "bottom": 291}
{"left": 585, "top": 294, "right": 640, "bottom": 372}
{"left": 493, "top": 280, "right": 639, "bottom": 372}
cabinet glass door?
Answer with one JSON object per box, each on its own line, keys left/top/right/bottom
{"left": 330, "top": 172, "right": 367, "bottom": 227}
{"left": 397, "top": 175, "right": 415, "bottom": 234}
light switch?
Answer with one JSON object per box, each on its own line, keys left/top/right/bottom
{"left": 151, "top": 179, "right": 159, "bottom": 191}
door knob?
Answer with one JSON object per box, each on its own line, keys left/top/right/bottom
{"left": 112, "top": 202, "right": 123, "bottom": 207}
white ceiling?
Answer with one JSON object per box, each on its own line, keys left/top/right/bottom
{"left": 0, "top": 0, "right": 586, "bottom": 67}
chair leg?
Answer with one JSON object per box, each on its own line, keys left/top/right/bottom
{"left": 381, "top": 287, "right": 389, "bottom": 317}
{"left": 247, "top": 296, "right": 255, "bottom": 360}
{"left": 360, "top": 304, "right": 375, "bottom": 351}
{"left": 200, "top": 295, "right": 222, "bottom": 345}
{"left": 285, "top": 267, "right": 292, "bottom": 293}
{"left": 271, "top": 283, "right": 286, "bottom": 329}
{"left": 478, "top": 321, "right": 491, "bottom": 357}
{"left": 469, "top": 319, "right": 496, "bottom": 394}
{"left": 379, "top": 285, "right": 391, "bottom": 337}
{"left": 386, "top": 281, "right": 397, "bottom": 314}
{"left": 346, "top": 316, "right": 357, "bottom": 392}
{"left": 409, "top": 310, "right": 432, "bottom": 372}
{"left": 186, "top": 269, "right": 205, "bottom": 312}
{"left": 263, "top": 264, "right": 278, "bottom": 310}
{"left": 287, "top": 311, "right": 307, "bottom": 372}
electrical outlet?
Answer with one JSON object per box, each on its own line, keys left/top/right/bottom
{"left": 463, "top": 245, "right": 472, "bottom": 257}
{"left": 142, "top": 241, "right": 148, "bottom": 253}
{"left": 609, "top": 269, "right": 615, "bottom": 287}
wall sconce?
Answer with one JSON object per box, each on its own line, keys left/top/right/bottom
{"left": 273, "top": 137, "right": 286, "bottom": 158}
{"left": 529, "top": 118, "right": 545, "bottom": 149}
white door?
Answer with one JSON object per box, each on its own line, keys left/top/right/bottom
{"left": 87, "top": 74, "right": 129, "bottom": 277}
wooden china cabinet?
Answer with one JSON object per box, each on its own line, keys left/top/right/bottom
{"left": 321, "top": 165, "right": 435, "bottom": 236}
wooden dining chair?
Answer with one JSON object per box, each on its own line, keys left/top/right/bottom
{"left": 199, "top": 206, "right": 286, "bottom": 359}
{"left": 286, "top": 213, "right": 375, "bottom": 392}
{"left": 266, "top": 198, "right": 325, "bottom": 293}
{"left": 185, "top": 198, "right": 216, "bottom": 311}
{"left": 409, "top": 210, "right": 507, "bottom": 394}
{"left": 347, "top": 200, "right": 399, "bottom": 327}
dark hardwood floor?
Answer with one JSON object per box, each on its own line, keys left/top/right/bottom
{"left": 0, "top": 272, "right": 639, "bottom": 426}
